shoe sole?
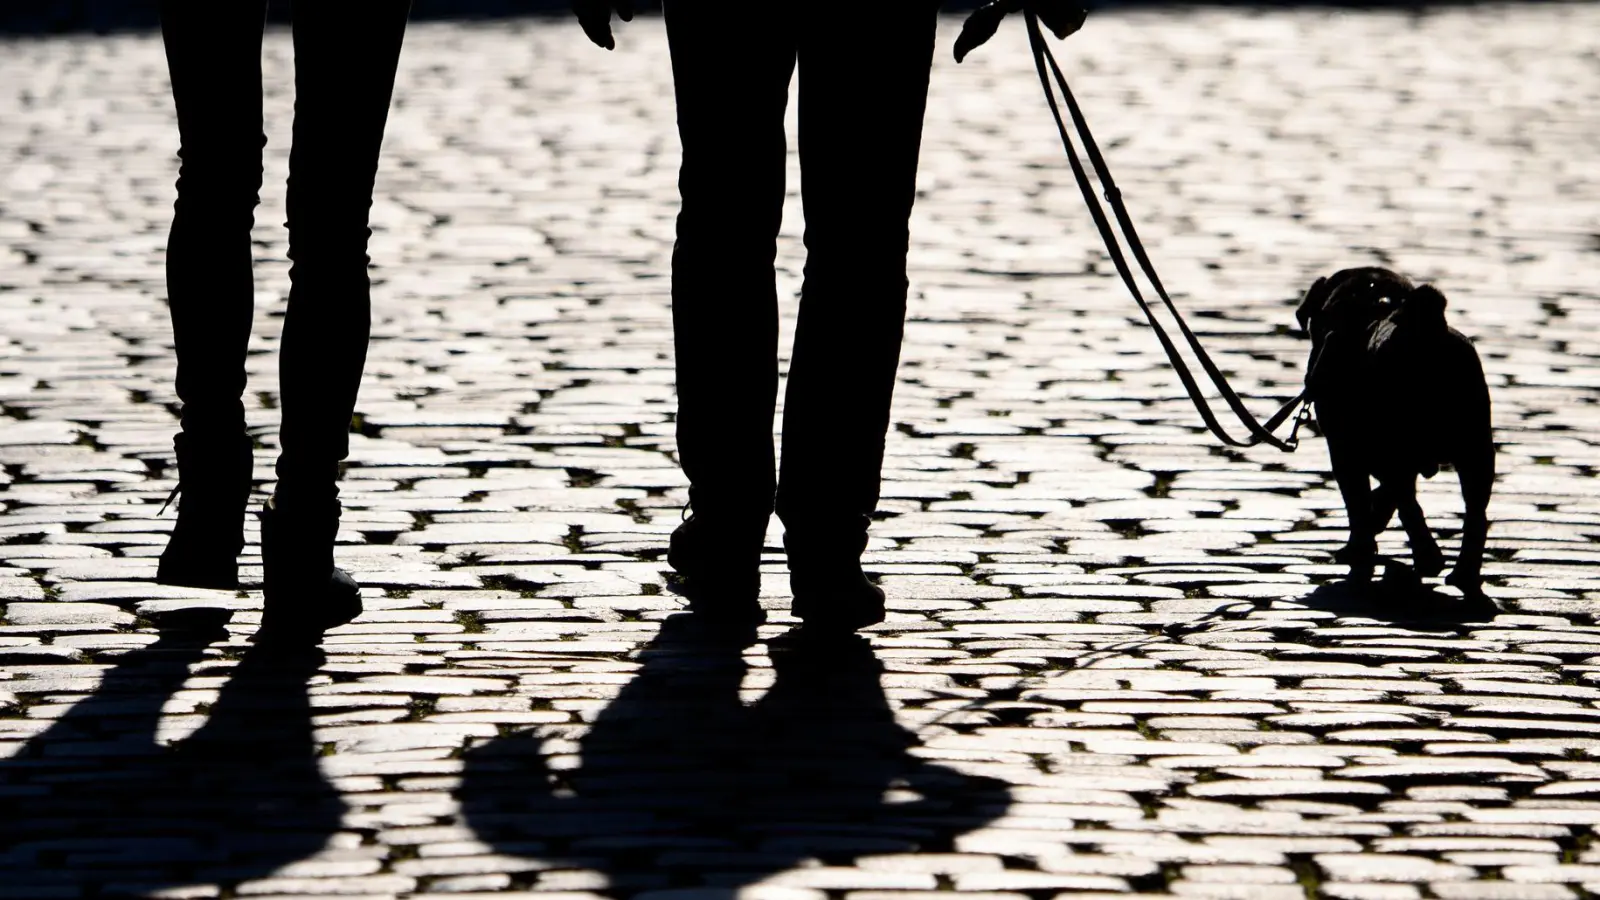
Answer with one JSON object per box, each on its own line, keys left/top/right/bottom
{"left": 791, "top": 585, "right": 887, "bottom": 634}
{"left": 255, "top": 568, "right": 363, "bottom": 645}
{"left": 793, "top": 608, "right": 885, "bottom": 634}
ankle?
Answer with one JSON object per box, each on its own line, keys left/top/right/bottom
{"left": 259, "top": 497, "right": 341, "bottom": 572}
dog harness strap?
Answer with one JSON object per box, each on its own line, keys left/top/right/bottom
{"left": 1025, "top": 12, "right": 1305, "bottom": 452}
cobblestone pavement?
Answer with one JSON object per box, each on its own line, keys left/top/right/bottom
{"left": 2, "top": 6, "right": 1600, "bottom": 898}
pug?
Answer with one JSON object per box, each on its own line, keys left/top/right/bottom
{"left": 1297, "top": 267, "right": 1494, "bottom": 592}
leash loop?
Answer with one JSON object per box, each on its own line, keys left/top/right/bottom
{"left": 1024, "top": 11, "right": 1306, "bottom": 452}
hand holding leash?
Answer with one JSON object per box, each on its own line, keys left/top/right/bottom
{"left": 955, "top": 0, "right": 1087, "bottom": 63}
{"left": 573, "top": 0, "right": 634, "bottom": 51}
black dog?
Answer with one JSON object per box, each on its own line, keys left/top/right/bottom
{"left": 1297, "top": 267, "right": 1494, "bottom": 592}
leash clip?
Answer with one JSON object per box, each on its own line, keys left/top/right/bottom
{"left": 1283, "top": 401, "right": 1313, "bottom": 450}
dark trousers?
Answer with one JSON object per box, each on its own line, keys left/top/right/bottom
{"left": 664, "top": 1, "right": 939, "bottom": 551}
{"left": 160, "top": 0, "right": 410, "bottom": 502}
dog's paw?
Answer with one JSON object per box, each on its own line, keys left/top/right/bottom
{"left": 1380, "top": 561, "right": 1420, "bottom": 588}
{"left": 1413, "top": 548, "right": 1445, "bottom": 579}
{"left": 1332, "top": 541, "right": 1376, "bottom": 566}
{"left": 1445, "top": 567, "right": 1484, "bottom": 595}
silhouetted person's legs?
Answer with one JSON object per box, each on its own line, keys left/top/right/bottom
{"left": 156, "top": 1, "right": 411, "bottom": 642}
{"left": 155, "top": 0, "right": 268, "bottom": 590}
{"left": 665, "top": 3, "right": 938, "bottom": 630}
{"left": 162, "top": 2, "right": 266, "bottom": 440}
{"left": 663, "top": 2, "right": 796, "bottom": 617}
{"left": 776, "top": 4, "right": 938, "bottom": 628}
{"left": 259, "top": 2, "right": 411, "bottom": 642}
{"left": 275, "top": 4, "right": 408, "bottom": 505}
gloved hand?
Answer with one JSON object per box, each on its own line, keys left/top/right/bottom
{"left": 954, "top": 0, "right": 1088, "bottom": 63}
{"left": 572, "top": 0, "right": 635, "bottom": 51}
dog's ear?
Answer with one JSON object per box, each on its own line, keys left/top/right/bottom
{"left": 1409, "top": 284, "right": 1447, "bottom": 314}
{"left": 1403, "top": 283, "right": 1449, "bottom": 329}
{"left": 1296, "top": 276, "right": 1329, "bottom": 333}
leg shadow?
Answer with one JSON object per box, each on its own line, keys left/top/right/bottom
{"left": 0, "top": 609, "right": 344, "bottom": 895}
{"left": 461, "top": 614, "right": 1012, "bottom": 896}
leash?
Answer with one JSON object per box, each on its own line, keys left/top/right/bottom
{"left": 1024, "top": 11, "right": 1309, "bottom": 452}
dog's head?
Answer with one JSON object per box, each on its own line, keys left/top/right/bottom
{"left": 1296, "top": 266, "right": 1415, "bottom": 342}
{"left": 1298, "top": 267, "right": 1455, "bottom": 400}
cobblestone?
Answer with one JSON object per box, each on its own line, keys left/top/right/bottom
{"left": 1, "top": 4, "right": 1599, "bottom": 898}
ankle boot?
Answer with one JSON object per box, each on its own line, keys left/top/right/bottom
{"left": 667, "top": 512, "right": 767, "bottom": 625}
{"left": 157, "top": 433, "right": 254, "bottom": 590}
{"left": 784, "top": 525, "right": 885, "bottom": 633}
{"left": 256, "top": 495, "right": 361, "bottom": 644}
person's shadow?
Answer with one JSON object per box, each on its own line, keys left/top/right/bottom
{"left": 461, "top": 615, "right": 1013, "bottom": 896}
{"left": 0, "top": 609, "right": 344, "bottom": 896}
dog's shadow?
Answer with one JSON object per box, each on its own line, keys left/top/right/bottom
{"left": 1296, "top": 565, "right": 1501, "bottom": 627}
{"left": 460, "top": 614, "right": 1013, "bottom": 896}
{"left": 1165, "top": 567, "right": 1501, "bottom": 641}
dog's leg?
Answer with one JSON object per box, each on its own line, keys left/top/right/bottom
{"left": 1389, "top": 474, "right": 1444, "bottom": 577}
{"left": 1371, "top": 482, "right": 1398, "bottom": 535}
{"left": 1329, "top": 446, "right": 1376, "bottom": 581}
{"left": 1447, "top": 441, "right": 1494, "bottom": 594}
